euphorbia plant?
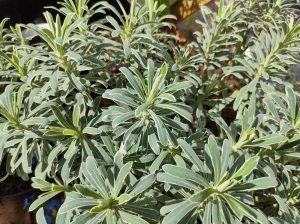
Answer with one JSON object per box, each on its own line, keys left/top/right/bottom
{"left": 0, "top": 0, "right": 300, "bottom": 223}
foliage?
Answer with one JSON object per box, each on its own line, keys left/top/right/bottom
{"left": 0, "top": 0, "right": 300, "bottom": 223}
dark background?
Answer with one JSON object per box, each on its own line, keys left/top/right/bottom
{"left": 0, "top": 0, "right": 130, "bottom": 26}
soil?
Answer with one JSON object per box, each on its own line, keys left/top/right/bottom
{"left": 0, "top": 175, "right": 32, "bottom": 197}
{"left": 0, "top": 194, "right": 31, "bottom": 224}
{"left": 0, "top": 160, "right": 32, "bottom": 197}
{"left": 0, "top": 162, "right": 32, "bottom": 224}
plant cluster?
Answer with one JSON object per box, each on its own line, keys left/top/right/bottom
{"left": 0, "top": 0, "right": 300, "bottom": 223}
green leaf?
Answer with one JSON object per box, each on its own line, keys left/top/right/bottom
{"left": 286, "top": 87, "right": 296, "bottom": 120}
{"left": 101, "top": 135, "right": 116, "bottom": 155}
{"left": 82, "top": 127, "right": 101, "bottom": 135}
{"left": 123, "top": 205, "right": 160, "bottom": 222}
{"left": 229, "top": 177, "right": 278, "bottom": 191}
{"left": 90, "top": 204, "right": 107, "bottom": 213}
{"left": 178, "top": 139, "right": 204, "bottom": 172}
{"left": 247, "top": 134, "right": 288, "bottom": 149}
{"left": 148, "top": 127, "right": 160, "bottom": 155}
{"left": 102, "top": 90, "right": 139, "bottom": 108}
{"left": 207, "top": 136, "right": 221, "bottom": 182}
{"left": 162, "top": 200, "right": 197, "bottom": 224}
{"left": 120, "top": 67, "right": 145, "bottom": 99}
{"left": 106, "top": 209, "right": 116, "bottom": 224}
{"left": 63, "top": 129, "right": 79, "bottom": 136}
{"left": 149, "top": 151, "right": 168, "bottom": 173}
{"left": 157, "top": 172, "right": 200, "bottom": 191}
{"left": 36, "top": 208, "right": 48, "bottom": 224}
{"left": 117, "top": 194, "right": 132, "bottom": 205}
{"left": 212, "top": 199, "right": 221, "bottom": 224}
{"left": 82, "top": 157, "right": 110, "bottom": 198}
{"left": 119, "top": 211, "right": 149, "bottom": 224}
{"left": 203, "top": 202, "right": 212, "bottom": 224}
{"left": 67, "top": 72, "right": 86, "bottom": 92}
{"left": 220, "top": 139, "right": 231, "bottom": 177}
{"left": 59, "top": 198, "right": 98, "bottom": 214}
{"left": 112, "top": 162, "right": 133, "bottom": 198}
{"left": 162, "top": 164, "right": 210, "bottom": 188}
{"left": 273, "top": 195, "right": 292, "bottom": 218}
{"left": 230, "top": 156, "right": 259, "bottom": 181}
{"left": 156, "top": 103, "right": 193, "bottom": 122}
{"left": 88, "top": 211, "right": 107, "bottom": 222}
{"left": 112, "top": 112, "right": 135, "bottom": 128}
{"left": 75, "top": 184, "right": 103, "bottom": 199}
{"left": 149, "top": 110, "right": 168, "bottom": 145}
{"left": 223, "top": 194, "right": 269, "bottom": 224}
{"left": 148, "top": 63, "right": 168, "bottom": 100}
{"left": 211, "top": 114, "right": 235, "bottom": 144}
{"left": 31, "top": 178, "right": 52, "bottom": 191}
{"left": 135, "top": 102, "right": 150, "bottom": 117}
{"left": 264, "top": 97, "right": 280, "bottom": 121}
{"left": 128, "top": 174, "right": 156, "bottom": 197}
{"left": 161, "top": 81, "right": 193, "bottom": 94}
{"left": 29, "top": 191, "right": 61, "bottom": 211}
{"left": 51, "top": 106, "right": 75, "bottom": 130}
{"left": 190, "top": 188, "right": 215, "bottom": 203}
{"left": 157, "top": 93, "right": 176, "bottom": 102}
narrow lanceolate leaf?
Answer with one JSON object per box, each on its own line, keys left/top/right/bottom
{"left": 149, "top": 110, "right": 168, "bottom": 145}
{"left": 264, "top": 97, "right": 280, "bottom": 121}
{"left": 102, "top": 90, "right": 139, "bottom": 108}
{"left": 207, "top": 136, "right": 221, "bottom": 182}
{"left": 82, "top": 157, "right": 109, "bottom": 198}
{"left": 161, "top": 81, "right": 193, "bottom": 94}
{"left": 229, "top": 177, "right": 278, "bottom": 191}
{"left": 156, "top": 103, "right": 193, "bottom": 122}
{"left": 112, "top": 112, "right": 135, "bottom": 128}
{"left": 36, "top": 208, "right": 48, "bottom": 224}
{"left": 51, "top": 106, "right": 75, "bottom": 130}
{"left": 286, "top": 87, "right": 296, "bottom": 120}
{"left": 230, "top": 156, "right": 259, "bottom": 181}
{"left": 128, "top": 174, "right": 156, "bottom": 197}
{"left": 162, "top": 200, "right": 198, "bottom": 224}
{"left": 178, "top": 139, "right": 204, "bottom": 172}
{"left": 75, "top": 184, "right": 103, "bottom": 199}
{"left": 157, "top": 93, "right": 176, "bottom": 102}
{"left": 157, "top": 172, "right": 200, "bottom": 191}
{"left": 31, "top": 178, "right": 52, "bottom": 191}
{"left": 106, "top": 209, "right": 116, "bottom": 224}
{"left": 112, "top": 162, "right": 133, "bottom": 198}
{"left": 116, "top": 194, "right": 131, "bottom": 205}
{"left": 135, "top": 102, "right": 150, "bottom": 117}
{"left": 190, "top": 188, "right": 215, "bottom": 203}
{"left": 149, "top": 151, "right": 168, "bottom": 173}
{"left": 67, "top": 72, "right": 86, "bottom": 92}
{"left": 223, "top": 194, "right": 269, "bottom": 224}
{"left": 211, "top": 115, "right": 235, "bottom": 144}
{"left": 123, "top": 205, "right": 160, "bottom": 222}
{"left": 212, "top": 199, "right": 221, "bottom": 224}
{"left": 119, "top": 211, "right": 149, "bottom": 224}
{"left": 220, "top": 139, "right": 231, "bottom": 177}
{"left": 162, "top": 164, "right": 210, "bottom": 188}
{"left": 120, "top": 67, "right": 145, "bottom": 99}
{"left": 148, "top": 127, "right": 160, "bottom": 155}
{"left": 273, "top": 195, "right": 293, "bottom": 223}
{"left": 247, "top": 134, "right": 288, "bottom": 149}
{"left": 29, "top": 191, "right": 62, "bottom": 211}
{"left": 59, "top": 198, "right": 99, "bottom": 214}
{"left": 148, "top": 63, "right": 168, "bottom": 99}
{"left": 203, "top": 202, "right": 212, "bottom": 224}
{"left": 82, "top": 127, "right": 101, "bottom": 135}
